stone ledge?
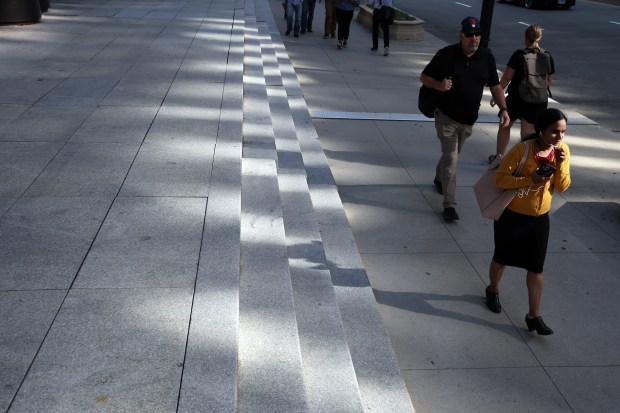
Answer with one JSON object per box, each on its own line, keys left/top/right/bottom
{"left": 356, "top": 4, "right": 425, "bottom": 41}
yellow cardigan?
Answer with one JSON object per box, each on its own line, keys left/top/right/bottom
{"left": 494, "top": 139, "right": 571, "bottom": 217}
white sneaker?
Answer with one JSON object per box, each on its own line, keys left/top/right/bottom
{"left": 384, "top": 47, "right": 389, "bottom": 56}
{"left": 337, "top": 41, "right": 343, "bottom": 49}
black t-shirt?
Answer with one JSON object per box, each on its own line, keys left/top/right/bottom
{"left": 422, "top": 43, "right": 500, "bottom": 125}
{"left": 506, "top": 48, "right": 556, "bottom": 97}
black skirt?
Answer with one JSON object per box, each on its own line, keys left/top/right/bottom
{"left": 493, "top": 208, "right": 549, "bottom": 273}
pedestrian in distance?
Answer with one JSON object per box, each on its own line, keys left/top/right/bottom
{"left": 489, "top": 23, "right": 555, "bottom": 164}
{"left": 283, "top": 0, "right": 303, "bottom": 37}
{"left": 485, "top": 108, "right": 571, "bottom": 336}
{"left": 301, "top": 0, "right": 316, "bottom": 33}
{"left": 319, "top": 0, "right": 337, "bottom": 39}
{"left": 368, "top": 0, "right": 392, "bottom": 56}
{"left": 420, "top": 16, "right": 510, "bottom": 221}
{"left": 335, "top": 0, "right": 359, "bottom": 49}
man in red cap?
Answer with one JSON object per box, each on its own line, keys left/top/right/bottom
{"left": 421, "top": 16, "right": 510, "bottom": 222}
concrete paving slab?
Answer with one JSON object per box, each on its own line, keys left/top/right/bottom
{"left": 293, "top": 67, "right": 346, "bottom": 86}
{"left": 300, "top": 84, "right": 368, "bottom": 112}
{"left": 37, "top": 77, "right": 119, "bottom": 107}
{"left": 0, "top": 196, "right": 111, "bottom": 290}
{"left": 0, "top": 35, "right": 74, "bottom": 65}
{"left": 0, "top": 105, "right": 94, "bottom": 142}
{"left": 73, "top": 60, "right": 134, "bottom": 79}
{"left": 140, "top": 105, "right": 220, "bottom": 142}
{"left": 0, "top": 142, "right": 63, "bottom": 198}
{"left": 313, "top": 117, "right": 385, "bottom": 142}
{"left": 74, "top": 196, "right": 205, "bottom": 289}
{"left": 8, "top": 288, "right": 193, "bottom": 413}
{"left": 163, "top": 79, "right": 225, "bottom": 108}
{"left": 0, "top": 104, "right": 29, "bottom": 131}
{"left": 546, "top": 366, "right": 620, "bottom": 413}
{"left": 0, "top": 198, "right": 15, "bottom": 217}
{"left": 353, "top": 85, "right": 421, "bottom": 114}
{"left": 382, "top": 135, "right": 442, "bottom": 184}
{"left": 23, "top": 142, "right": 139, "bottom": 197}
{"left": 339, "top": 185, "right": 461, "bottom": 253}
{"left": 69, "top": 106, "right": 158, "bottom": 144}
{"left": 561, "top": 187, "right": 620, "bottom": 246}
{"left": 175, "top": 58, "right": 229, "bottom": 83}
{"left": 466, "top": 251, "right": 620, "bottom": 367}
{"left": 402, "top": 367, "right": 570, "bottom": 413}
{"left": 319, "top": 133, "right": 415, "bottom": 186}
{"left": 0, "top": 290, "right": 66, "bottom": 413}
{"left": 430, "top": 192, "right": 497, "bottom": 253}
{"left": 120, "top": 139, "right": 215, "bottom": 197}
{"left": 20, "top": 60, "right": 82, "bottom": 82}
{"left": 547, "top": 194, "right": 620, "bottom": 253}
{"left": 365, "top": 252, "right": 538, "bottom": 370}
{"left": 101, "top": 78, "right": 173, "bottom": 107}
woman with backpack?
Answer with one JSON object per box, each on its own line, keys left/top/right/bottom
{"left": 488, "top": 24, "right": 555, "bottom": 164}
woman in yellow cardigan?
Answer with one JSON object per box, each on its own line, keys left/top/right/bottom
{"left": 484, "top": 108, "right": 571, "bottom": 335}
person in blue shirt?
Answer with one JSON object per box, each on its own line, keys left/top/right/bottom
{"left": 335, "top": 0, "right": 359, "bottom": 49}
{"left": 283, "top": 0, "right": 302, "bottom": 37}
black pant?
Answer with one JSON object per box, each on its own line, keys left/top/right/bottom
{"left": 336, "top": 8, "right": 354, "bottom": 42}
{"left": 372, "top": 9, "right": 390, "bottom": 48}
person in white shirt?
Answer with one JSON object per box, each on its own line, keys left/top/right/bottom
{"left": 368, "top": 0, "right": 392, "bottom": 56}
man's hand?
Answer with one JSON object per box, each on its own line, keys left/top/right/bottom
{"left": 439, "top": 77, "right": 452, "bottom": 92}
{"left": 498, "top": 110, "right": 510, "bottom": 128}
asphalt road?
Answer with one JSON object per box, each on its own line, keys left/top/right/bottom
{"left": 398, "top": 0, "right": 620, "bottom": 133}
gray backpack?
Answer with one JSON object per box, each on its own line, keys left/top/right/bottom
{"left": 518, "top": 48, "right": 551, "bottom": 104}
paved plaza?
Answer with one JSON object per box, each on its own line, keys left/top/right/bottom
{"left": 1, "top": 0, "right": 619, "bottom": 412}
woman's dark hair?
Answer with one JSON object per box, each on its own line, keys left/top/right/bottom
{"left": 534, "top": 108, "right": 568, "bottom": 134}
{"left": 521, "top": 108, "right": 567, "bottom": 142}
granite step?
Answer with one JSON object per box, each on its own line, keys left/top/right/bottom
{"left": 237, "top": 7, "right": 307, "bottom": 412}
{"left": 253, "top": 0, "right": 415, "bottom": 411}
{"left": 254, "top": 17, "right": 367, "bottom": 413}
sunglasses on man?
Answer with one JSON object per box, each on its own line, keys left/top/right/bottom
{"left": 463, "top": 32, "right": 481, "bottom": 38}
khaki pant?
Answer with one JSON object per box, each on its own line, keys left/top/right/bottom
{"left": 324, "top": 0, "right": 336, "bottom": 36}
{"left": 434, "top": 109, "right": 473, "bottom": 209}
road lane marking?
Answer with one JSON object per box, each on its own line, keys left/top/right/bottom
{"left": 611, "top": 21, "right": 620, "bottom": 25}
{"left": 455, "top": 2, "right": 472, "bottom": 7}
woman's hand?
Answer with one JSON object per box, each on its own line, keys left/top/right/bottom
{"left": 554, "top": 147, "right": 566, "bottom": 164}
{"left": 531, "top": 169, "right": 551, "bottom": 184}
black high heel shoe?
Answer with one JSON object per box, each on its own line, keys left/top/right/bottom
{"left": 485, "top": 286, "right": 501, "bottom": 313}
{"left": 525, "top": 314, "right": 554, "bottom": 335}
